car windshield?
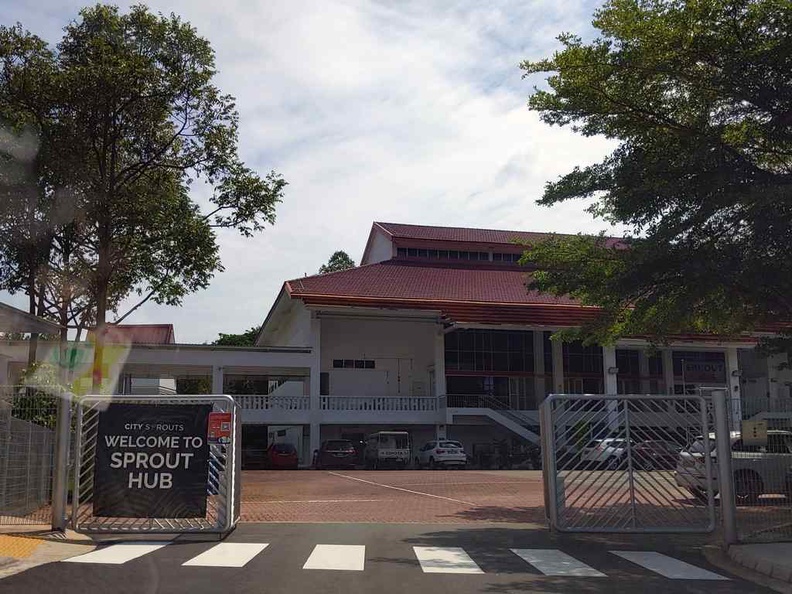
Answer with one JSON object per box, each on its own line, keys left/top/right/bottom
{"left": 586, "top": 440, "right": 602, "bottom": 448}
{"left": 325, "top": 440, "right": 353, "bottom": 451}
{"left": 440, "top": 441, "right": 462, "bottom": 448}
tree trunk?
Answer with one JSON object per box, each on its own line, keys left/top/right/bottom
{"left": 27, "top": 273, "right": 38, "bottom": 367}
{"left": 91, "top": 285, "right": 107, "bottom": 393}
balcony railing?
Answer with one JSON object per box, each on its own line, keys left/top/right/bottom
{"left": 234, "top": 395, "right": 310, "bottom": 410}
{"left": 319, "top": 396, "right": 437, "bottom": 412}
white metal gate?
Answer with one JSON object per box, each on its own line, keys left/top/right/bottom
{"left": 540, "top": 393, "right": 716, "bottom": 533}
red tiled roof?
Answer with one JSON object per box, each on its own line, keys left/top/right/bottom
{"left": 287, "top": 261, "right": 576, "bottom": 306}
{"left": 89, "top": 324, "right": 176, "bottom": 345}
{"left": 374, "top": 221, "right": 624, "bottom": 248}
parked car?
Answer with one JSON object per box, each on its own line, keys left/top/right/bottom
{"left": 365, "top": 431, "right": 411, "bottom": 469}
{"left": 675, "top": 430, "right": 792, "bottom": 504}
{"left": 632, "top": 440, "right": 681, "bottom": 470}
{"left": 265, "top": 442, "right": 299, "bottom": 469}
{"left": 314, "top": 439, "right": 357, "bottom": 469}
{"left": 416, "top": 440, "right": 467, "bottom": 469}
{"left": 579, "top": 438, "right": 634, "bottom": 469}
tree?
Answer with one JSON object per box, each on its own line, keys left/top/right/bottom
{"left": 319, "top": 250, "right": 355, "bottom": 274}
{"left": 213, "top": 325, "right": 261, "bottom": 346}
{"left": 520, "top": 0, "right": 792, "bottom": 346}
{"left": 0, "top": 6, "right": 287, "bottom": 389}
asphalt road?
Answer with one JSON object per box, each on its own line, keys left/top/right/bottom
{"left": 0, "top": 523, "right": 771, "bottom": 594}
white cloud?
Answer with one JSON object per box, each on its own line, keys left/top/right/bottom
{"left": 0, "top": 0, "right": 618, "bottom": 342}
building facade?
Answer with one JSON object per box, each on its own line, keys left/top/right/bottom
{"left": 2, "top": 221, "right": 790, "bottom": 466}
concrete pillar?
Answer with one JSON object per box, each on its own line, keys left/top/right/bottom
{"left": 603, "top": 346, "right": 618, "bottom": 395}
{"left": 434, "top": 330, "right": 446, "bottom": 398}
{"left": 551, "top": 338, "right": 564, "bottom": 394}
{"left": 727, "top": 347, "right": 742, "bottom": 427}
{"left": 211, "top": 365, "right": 224, "bottom": 394}
{"left": 533, "top": 330, "right": 545, "bottom": 403}
{"left": 0, "top": 355, "right": 8, "bottom": 386}
{"left": 638, "top": 350, "right": 651, "bottom": 393}
{"left": 662, "top": 350, "right": 675, "bottom": 395}
{"left": 309, "top": 315, "right": 322, "bottom": 455}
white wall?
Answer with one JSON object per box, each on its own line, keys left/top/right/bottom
{"left": 362, "top": 229, "right": 394, "bottom": 265}
{"left": 261, "top": 299, "right": 312, "bottom": 347}
{"left": 320, "top": 317, "right": 438, "bottom": 396}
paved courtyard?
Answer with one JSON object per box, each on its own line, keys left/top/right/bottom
{"left": 240, "top": 470, "right": 548, "bottom": 524}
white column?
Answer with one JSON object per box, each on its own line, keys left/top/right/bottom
{"left": 603, "top": 346, "right": 618, "bottom": 395}
{"left": 309, "top": 314, "right": 322, "bottom": 456}
{"left": 434, "top": 330, "right": 447, "bottom": 399}
{"left": 638, "top": 350, "right": 651, "bottom": 393}
{"left": 211, "top": 365, "right": 224, "bottom": 394}
{"left": 551, "top": 338, "right": 564, "bottom": 394}
{"left": 662, "top": 350, "right": 675, "bottom": 395}
{"left": 727, "top": 347, "right": 742, "bottom": 427}
{"left": 434, "top": 329, "right": 448, "bottom": 426}
{"left": 533, "top": 330, "right": 545, "bottom": 403}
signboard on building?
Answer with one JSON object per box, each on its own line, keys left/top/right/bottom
{"left": 207, "top": 411, "right": 232, "bottom": 444}
{"left": 93, "top": 404, "right": 211, "bottom": 518}
{"left": 682, "top": 361, "right": 726, "bottom": 383}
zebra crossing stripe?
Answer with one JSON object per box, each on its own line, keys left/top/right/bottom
{"left": 303, "top": 544, "right": 366, "bottom": 571}
{"left": 511, "top": 549, "right": 606, "bottom": 577}
{"left": 182, "top": 543, "right": 269, "bottom": 567}
{"left": 413, "top": 546, "right": 483, "bottom": 574}
{"left": 611, "top": 551, "right": 728, "bottom": 580}
{"left": 63, "top": 543, "right": 168, "bottom": 564}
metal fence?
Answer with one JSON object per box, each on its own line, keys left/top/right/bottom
{"left": 729, "top": 393, "right": 792, "bottom": 543}
{"left": 540, "top": 393, "right": 716, "bottom": 533}
{"left": 0, "top": 386, "right": 62, "bottom": 526}
{"left": 72, "top": 395, "right": 240, "bottom": 535}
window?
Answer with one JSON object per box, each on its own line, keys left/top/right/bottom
{"left": 445, "top": 329, "right": 534, "bottom": 373}
{"left": 563, "top": 342, "right": 603, "bottom": 375}
{"left": 333, "top": 359, "right": 375, "bottom": 369}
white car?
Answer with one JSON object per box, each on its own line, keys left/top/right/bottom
{"left": 416, "top": 440, "right": 467, "bottom": 469}
{"left": 579, "top": 438, "right": 633, "bottom": 469}
{"left": 675, "top": 430, "right": 792, "bottom": 504}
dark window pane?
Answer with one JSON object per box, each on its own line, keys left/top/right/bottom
{"left": 333, "top": 359, "right": 343, "bottom": 368}
{"left": 364, "top": 360, "right": 375, "bottom": 369}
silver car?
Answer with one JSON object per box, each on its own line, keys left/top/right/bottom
{"left": 579, "top": 438, "right": 633, "bottom": 470}
{"left": 675, "top": 430, "right": 792, "bottom": 504}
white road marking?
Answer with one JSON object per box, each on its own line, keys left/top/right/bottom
{"left": 328, "top": 472, "right": 476, "bottom": 506}
{"left": 611, "top": 551, "right": 728, "bottom": 580}
{"left": 63, "top": 543, "right": 168, "bottom": 564}
{"left": 511, "top": 549, "right": 606, "bottom": 577}
{"left": 413, "top": 546, "right": 484, "bottom": 574}
{"left": 182, "top": 543, "right": 268, "bottom": 567}
{"left": 263, "top": 499, "right": 382, "bottom": 504}
{"left": 303, "top": 544, "right": 365, "bottom": 571}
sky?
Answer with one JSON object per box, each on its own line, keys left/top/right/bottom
{"left": 0, "top": 0, "right": 619, "bottom": 343}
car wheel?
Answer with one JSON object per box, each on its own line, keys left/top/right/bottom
{"left": 606, "top": 456, "right": 620, "bottom": 470}
{"left": 734, "top": 472, "right": 763, "bottom": 505}
{"left": 429, "top": 456, "right": 436, "bottom": 470}
{"left": 642, "top": 459, "right": 655, "bottom": 472}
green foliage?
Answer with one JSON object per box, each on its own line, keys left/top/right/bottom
{"left": 521, "top": 0, "right": 792, "bottom": 347}
{"left": 0, "top": 5, "right": 287, "bottom": 370}
{"left": 176, "top": 376, "right": 211, "bottom": 394}
{"left": 213, "top": 325, "right": 261, "bottom": 346}
{"left": 319, "top": 250, "right": 356, "bottom": 274}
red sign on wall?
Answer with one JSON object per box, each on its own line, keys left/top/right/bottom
{"left": 207, "top": 412, "right": 233, "bottom": 444}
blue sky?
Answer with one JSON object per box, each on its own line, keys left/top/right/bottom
{"left": 1, "top": 0, "right": 619, "bottom": 343}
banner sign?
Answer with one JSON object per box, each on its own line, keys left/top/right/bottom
{"left": 93, "top": 404, "right": 211, "bottom": 518}
{"left": 682, "top": 361, "right": 726, "bottom": 383}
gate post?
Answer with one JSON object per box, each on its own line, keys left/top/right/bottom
{"left": 712, "top": 389, "right": 737, "bottom": 545}
{"left": 51, "top": 390, "right": 72, "bottom": 531}
{"left": 540, "top": 397, "right": 559, "bottom": 530}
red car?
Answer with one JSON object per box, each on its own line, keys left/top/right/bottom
{"left": 266, "top": 442, "right": 299, "bottom": 469}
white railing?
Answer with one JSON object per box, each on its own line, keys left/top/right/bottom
{"left": 234, "top": 395, "right": 310, "bottom": 411}
{"left": 319, "top": 396, "right": 437, "bottom": 412}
